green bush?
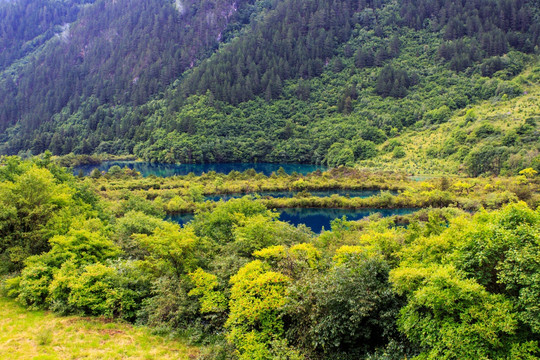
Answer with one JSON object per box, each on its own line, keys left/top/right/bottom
{"left": 113, "top": 211, "right": 166, "bottom": 259}
{"left": 6, "top": 260, "right": 52, "bottom": 309}
{"left": 392, "top": 202, "right": 540, "bottom": 359}
{"left": 66, "top": 263, "right": 121, "bottom": 317}
{"left": 193, "top": 197, "right": 271, "bottom": 243}
{"left": 392, "top": 147, "right": 406, "bottom": 159}
{"left": 0, "top": 164, "right": 77, "bottom": 273}
{"left": 119, "top": 192, "right": 165, "bottom": 217}
{"left": 7, "top": 220, "right": 121, "bottom": 311}
{"left": 423, "top": 105, "right": 451, "bottom": 124}
{"left": 49, "top": 260, "right": 151, "bottom": 320}
{"left": 286, "top": 253, "right": 403, "bottom": 359}
{"left": 138, "top": 276, "right": 199, "bottom": 330}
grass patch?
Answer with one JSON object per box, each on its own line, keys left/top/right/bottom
{"left": 0, "top": 297, "right": 199, "bottom": 359}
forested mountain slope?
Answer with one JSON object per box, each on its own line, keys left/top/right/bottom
{"left": 0, "top": 0, "right": 93, "bottom": 71}
{"left": 0, "top": 0, "right": 256, "bottom": 148}
{"left": 0, "top": 0, "right": 539, "bottom": 175}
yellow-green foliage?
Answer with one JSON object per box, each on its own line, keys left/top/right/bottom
{"left": 253, "top": 245, "right": 287, "bottom": 261}
{"left": 226, "top": 260, "right": 291, "bottom": 359}
{"left": 6, "top": 219, "right": 121, "bottom": 310}
{"left": 254, "top": 243, "right": 321, "bottom": 275}
{"left": 233, "top": 214, "right": 280, "bottom": 256}
{"left": 519, "top": 168, "right": 538, "bottom": 178}
{"left": 363, "top": 69, "right": 540, "bottom": 176}
{"left": 92, "top": 166, "right": 539, "bottom": 219}
{"left": 396, "top": 266, "right": 520, "bottom": 359}
{"left": 165, "top": 195, "right": 191, "bottom": 212}
{"left": 333, "top": 245, "right": 367, "bottom": 265}
{"left": 0, "top": 162, "right": 79, "bottom": 272}
{"left": 289, "top": 243, "right": 321, "bottom": 269}
{"left": 391, "top": 202, "right": 540, "bottom": 359}
{"left": 67, "top": 263, "right": 121, "bottom": 317}
{"left": 136, "top": 223, "right": 199, "bottom": 276}
{"left": 2, "top": 157, "right": 539, "bottom": 359}
{"left": 48, "top": 225, "right": 121, "bottom": 266}
{"left": 188, "top": 268, "right": 227, "bottom": 313}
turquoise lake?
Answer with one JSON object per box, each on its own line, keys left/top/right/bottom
{"left": 167, "top": 207, "right": 418, "bottom": 233}
{"left": 74, "top": 161, "right": 327, "bottom": 177}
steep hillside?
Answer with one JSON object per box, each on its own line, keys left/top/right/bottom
{"left": 134, "top": 0, "right": 539, "bottom": 173}
{"left": 0, "top": 0, "right": 256, "bottom": 148}
{"left": 180, "top": 0, "right": 539, "bottom": 104}
{"left": 0, "top": 0, "right": 539, "bottom": 177}
{"left": 0, "top": 0, "right": 93, "bottom": 71}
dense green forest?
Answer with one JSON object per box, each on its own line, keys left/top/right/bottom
{"left": 0, "top": 0, "right": 538, "bottom": 175}
{"left": 0, "top": 0, "right": 256, "bottom": 141}
{"left": 0, "top": 0, "right": 94, "bottom": 70}
{"left": 1, "top": 156, "right": 539, "bottom": 359}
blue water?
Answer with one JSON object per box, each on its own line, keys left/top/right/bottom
{"left": 278, "top": 208, "right": 418, "bottom": 233}
{"left": 166, "top": 213, "right": 195, "bottom": 226}
{"left": 167, "top": 207, "right": 418, "bottom": 233}
{"left": 205, "top": 189, "right": 398, "bottom": 202}
{"left": 74, "top": 161, "right": 326, "bottom": 177}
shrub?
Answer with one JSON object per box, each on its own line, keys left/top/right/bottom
{"left": 113, "top": 211, "right": 166, "bottom": 258}
{"left": 138, "top": 276, "right": 200, "bottom": 330}
{"left": 193, "top": 198, "right": 271, "bottom": 243}
{"left": 392, "top": 147, "right": 406, "bottom": 159}
{"left": 48, "top": 260, "right": 150, "bottom": 320}
{"left": 67, "top": 263, "right": 121, "bottom": 317}
{"left": 424, "top": 105, "right": 451, "bottom": 124}
{"left": 286, "top": 254, "right": 402, "bottom": 358}
{"left": 226, "top": 261, "right": 291, "bottom": 359}
{"left": 7, "top": 260, "right": 52, "bottom": 309}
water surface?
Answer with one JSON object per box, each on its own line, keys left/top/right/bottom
{"left": 278, "top": 207, "right": 417, "bottom": 232}
{"left": 75, "top": 161, "right": 326, "bottom": 177}
{"left": 166, "top": 213, "right": 195, "bottom": 226}
{"left": 167, "top": 207, "right": 418, "bottom": 233}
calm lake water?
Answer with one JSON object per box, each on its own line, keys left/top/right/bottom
{"left": 205, "top": 189, "right": 398, "bottom": 202}
{"left": 74, "top": 161, "right": 326, "bottom": 177}
{"left": 167, "top": 207, "right": 418, "bottom": 233}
